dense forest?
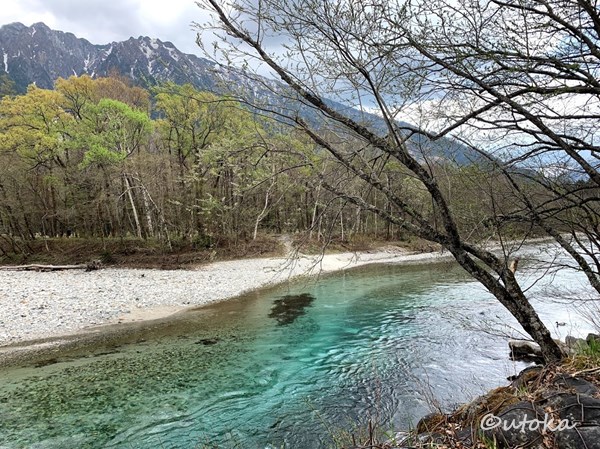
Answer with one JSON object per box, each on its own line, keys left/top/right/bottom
{"left": 0, "top": 76, "right": 318, "bottom": 248}
{"left": 0, "top": 75, "right": 578, "bottom": 259}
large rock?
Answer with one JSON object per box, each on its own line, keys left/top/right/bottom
{"left": 509, "top": 365, "right": 542, "bottom": 389}
{"left": 409, "top": 366, "right": 600, "bottom": 449}
{"left": 551, "top": 374, "right": 599, "bottom": 397}
{"left": 451, "top": 386, "right": 520, "bottom": 427}
{"left": 565, "top": 335, "right": 587, "bottom": 350}
{"left": 415, "top": 412, "right": 447, "bottom": 433}
{"left": 555, "top": 394, "right": 600, "bottom": 425}
{"left": 587, "top": 333, "right": 600, "bottom": 345}
{"left": 555, "top": 427, "right": 600, "bottom": 449}
{"left": 508, "top": 339, "right": 544, "bottom": 362}
{"left": 481, "top": 402, "right": 546, "bottom": 448}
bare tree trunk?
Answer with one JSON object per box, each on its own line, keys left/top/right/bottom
{"left": 309, "top": 181, "right": 322, "bottom": 240}
{"left": 139, "top": 179, "right": 155, "bottom": 238}
{"left": 123, "top": 175, "right": 143, "bottom": 239}
{"left": 253, "top": 177, "right": 276, "bottom": 240}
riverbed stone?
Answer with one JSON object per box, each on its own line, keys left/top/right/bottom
{"left": 509, "top": 365, "right": 542, "bottom": 389}
{"left": 587, "top": 333, "right": 600, "bottom": 345}
{"left": 565, "top": 335, "right": 587, "bottom": 350}
{"left": 450, "top": 385, "right": 521, "bottom": 431}
{"left": 509, "top": 339, "right": 544, "bottom": 362}
{"left": 454, "top": 426, "right": 476, "bottom": 445}
{"left": 415, "top": 412, "right": 446, "bottom": 433}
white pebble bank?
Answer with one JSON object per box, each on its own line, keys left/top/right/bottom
{"left": 0, "top": 249, "right": 448, "bottom": 346}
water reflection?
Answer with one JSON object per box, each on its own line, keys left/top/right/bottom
{"left": 268, "top": 293, "right": 316, "bottom": 325}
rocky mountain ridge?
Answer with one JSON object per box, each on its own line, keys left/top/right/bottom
{"left": 0, "top": 21, "right": 249, "bottom": 93}
{"left": 0, "top": 21, "right": 478, "bottom": 164}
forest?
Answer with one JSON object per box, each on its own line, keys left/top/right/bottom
{"left": 0, "top": 74, "right": 542, "bottom": 258}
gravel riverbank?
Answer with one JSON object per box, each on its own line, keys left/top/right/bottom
{"left": 0, "top": 248, "right": 453, "bottom": 347}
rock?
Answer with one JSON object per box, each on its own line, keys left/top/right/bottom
{"left": 454, "top": 427, "right": 475, "bottom": 445}
{"left": 565, "top": 335, "right": 587, "bottom": 353}
{"left": 555, "top": 427, "right": 600, "bottom": 449}
{"left": 555, "top": 394, "right": 600, "bottom": 425}
{"left": 399, "top": 369, "right": 600, "bottom": 449}
{"left": 451, "top": 386, "right": 520, "bottom": 428}
{"left": 481, "top": 402, "right": 546, "bottom": 448}
{"left": 587, "top": 333, "right": 600, "bottom": 345}
{"left": 556, "top": 339, "right": 571, "bottom": 355}
{"left": 416, "top": 412, "right": 446, "bottom": 433}
{"left": 416, "top": 432, "right": 446, "bottom": 445}
{"left": 551, "top": 374, "right": 599, "bottom": 397}
{"left": 509, "top": 339, "right": 544, "bottom": 363}
{"left": 195, "top": 338, "right": 219, "bottom": 345}
{"left": 509, "top": 365, "right": 542, "bottom": 389}
{"left": 85, "top": 259, "right": 102, "bottom": 271}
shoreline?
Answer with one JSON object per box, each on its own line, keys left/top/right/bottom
{"left": 0, "top": 246, "right": 455, "bottom": 355}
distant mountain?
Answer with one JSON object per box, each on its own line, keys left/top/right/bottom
{"left": 0, "top": 21, "right": 480, "bottom": 165}
{"left": 0, "top": 21, "right": 244, "bottom": 93}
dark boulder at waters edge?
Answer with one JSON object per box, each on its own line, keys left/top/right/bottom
{"left": 396, "top": 364, "right": 600, "bottom": 449}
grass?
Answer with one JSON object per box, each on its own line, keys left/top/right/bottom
{"left": 563, "top": 337, "right": 600, "bottom": 374}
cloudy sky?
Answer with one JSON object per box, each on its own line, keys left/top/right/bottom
{"left": 0, "top": 0, "right": 210, "bottom": 55}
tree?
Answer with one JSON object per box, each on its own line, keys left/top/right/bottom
{"left": 0, "top": 74, "right": 17, "bottom": 99}
{"left": 196, "top": 0, "right": 596, "bottom": 363}
{"left": 66, "top": 97, "right": 152, "bottom": 237}
{"left": 396, "top": 0, "right": 600, "bottom": 297}
{"left": 0, "top": 86, "right": 73, "bottom": 238}
{"left": 0, "top": 76, "right": 319, "bottom": 245}
{"left": 154, "top": 82, "right": 310, "bottom": 241}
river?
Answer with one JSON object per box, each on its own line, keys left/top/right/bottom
{"left": 0, "top": 245, "right": 595, "bottom": 448}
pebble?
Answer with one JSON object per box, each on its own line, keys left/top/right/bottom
{"left": 0, "top": 248, "right": 437, "bottom": 346}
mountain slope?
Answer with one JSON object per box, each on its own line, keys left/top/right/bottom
{"left": 0, "top": 21, "right": 479, "bottom": 165}
{"left": 0, "top": 22, "right": 225, "bottom": 92}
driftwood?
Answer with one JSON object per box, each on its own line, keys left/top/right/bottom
{"left": 0, "top": 260, "right": 102, "bottom": 272}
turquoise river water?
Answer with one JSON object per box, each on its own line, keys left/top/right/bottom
{"left": 0, "top": 249, "right": 594, "bottom": 448}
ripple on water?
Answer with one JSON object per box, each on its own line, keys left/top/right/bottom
{"left": 0, "top": 257, "right": 591, "bottom": 448}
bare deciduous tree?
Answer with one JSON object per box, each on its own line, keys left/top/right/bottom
{"left": 198, "top": 0, "right": 600, "bottom": 363}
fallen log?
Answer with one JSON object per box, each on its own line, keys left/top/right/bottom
{"left": 0, "top": 260, "right": 102, "bottom": 272}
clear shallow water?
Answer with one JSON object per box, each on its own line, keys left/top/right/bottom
{"left": 0, "top": 252, "right": 593, "bottom": 449}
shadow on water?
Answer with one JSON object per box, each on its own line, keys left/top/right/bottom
{"left": 268, "top": 293, "right": 316, "bottom": 325}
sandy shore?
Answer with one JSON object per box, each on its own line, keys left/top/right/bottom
{"left": 0, "top": 247, "right": 453, "bottom": 348}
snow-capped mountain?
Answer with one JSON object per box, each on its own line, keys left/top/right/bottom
{"left": 0, "top": 21, "right": 479, "bottom": 164}
{"left": 0, "top": 21, "right": 241, "bottom": 93}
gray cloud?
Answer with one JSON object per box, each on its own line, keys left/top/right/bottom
{"left": 30, "top": 0, "right": 143, "bottom": 42}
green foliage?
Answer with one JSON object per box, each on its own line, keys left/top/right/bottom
{"left": 75, "top": 98, "right": 152, "bottom": 168}
{"left": 578, "top": 338, "right": 600, "bottom": 362}
{"left": 0, "top": 74, "right": 17, "bottom": 98}
{"left": 0, "top": 86, "right": 69, "bottom": 163}
{"left": 80, "top": 140, "right": 127, "bottom": 168}
{"left": 0, "top": 74, "right": 537, "bottom": 247}
{"left": 0, "top": 76, "right": 317, "bottom": 241}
